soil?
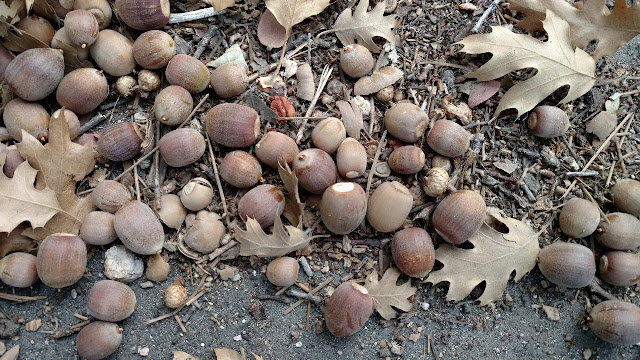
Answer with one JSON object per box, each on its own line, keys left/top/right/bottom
{"left": 1, "top": 0, "right": 640, "bottom": 359}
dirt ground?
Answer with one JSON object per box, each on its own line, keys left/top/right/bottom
{"left": 2, "top": 0, "right": 640, "bottom": 359}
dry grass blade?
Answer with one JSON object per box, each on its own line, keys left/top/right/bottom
{"left": 0, "top": 293, "right": 46, "bottom": 302}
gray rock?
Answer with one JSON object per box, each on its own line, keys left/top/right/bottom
{"left": 104, "top": 246, "right": 144, "bottom": 283}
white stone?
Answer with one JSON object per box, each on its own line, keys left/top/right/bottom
{"left": 104, "top": 246, "right": 144, "bottom": 283}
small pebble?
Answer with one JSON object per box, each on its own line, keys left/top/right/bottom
{"left": 420, "top": 302, "right": 430, "bottom": 311}
{"left": 583, "top": 348, "right": 592, "bottom": 359}
{"left": 138, "top": 347, "right": 149, "bottom": 356}
{"left": 70, "top": 289, "right": 77, "bottom": 299}
{"left": 295, "top": 341, "right": 302, "bottom": 348}
{"left": 104, "top": 246, "right": 144, "bottom": 283}
{"left": 233, "top": 335, "right": 242, "bottom": 341}
{"left": 139, "top": 281, "right": 154, "bottom": 289}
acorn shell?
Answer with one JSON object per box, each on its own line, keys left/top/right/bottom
{"left": 325, "top": 282, "right": 373, "bottom": 337}
{"left": 596, "top": 212, "right": 640, "bottom": 250}
{"left": 132, "top": 30, "right": 176, "bottom": 69}
{"left": 155, "top": 194, "right": 187, "bottom": 229}
{"left": 266, "top": 257, "right": 299, "bottom": 287}
{"left": 76, "top": 321, "right": 123, "bottom": 360}
{"left": 426, "top": 120, "right": 471, "bottom": 157}
{"left": 179, "top": 178, "right": 213, "bottom": 211}
{"left": 384, "top": 102, "right": 428, "bottom": 143}
{"left": 391, "top": 227, "right": 435, "bottom": 278}
{"left": 36, "top": 234, "right": 87, "bottom": 288}
{"left": 90, "top": 29, "right": 135, "bottom": 76}
{"left": 320, "top": 182, "right": 367, "bottom": 235}
{"left": 388, "top": 145, "right": 425, "bottom": 174}
{"left": 589, "top": 300, "right": 640, "bottom": 345}
{"left": 184, "top": 211, "right": 225, "bottom": 254}
{"left": 210, "top": 63, "right": 249, "bottom": 98}
{"left": 366, "top": 181, "right": 413, "bottom": 233}
{"left": 237, "top": 184, "right": 285, "bottom": 228}
{"left": 56, "top": 68, "right": 108, "bottom": 114}
{"left": 87, "top": 280, "right": 137, "bottom": 322}
{"left": 114, "top": 200, "right": 164, "bottom": 255}
{"left": 254, "top": 131, "right": 299, "bottom": 168}
{"left": 219, "top": 150, "right": 262, "bottom": 188}
{"left": 97, "top": 122, "right": 143, "bottom": 162}
{"left": 336, "top": 137, "right": 367, "bottom": 179}
{"left": 154, "top": 85, "right": 193, "bottom": 126}
{"left": 165, "top": 54, "right": 210, "bottom": 94}
{"left": 432, "top": 190, "right": 486, "bottom": 244}
{"left": 115, "top": 0, "right": 170, "bottom": 30}
{"left": 610, "top": 179, "right": 640, "bottom": 217}
{"left": 74, "top": 0, "right": 113, "bottom": 30}
{"left": 293, "top": 148, "right": 337, "bottom": 194}
{"left": 559, "top": 197, "right": 600, "bottom": 238}
{"left": 3, "top": 98, "right": 49, "bottom": 142}
{"left": 0, "top": 252, "right": 38, "bottom": 288}
{"left": 527, "top": 106, "right": 570, "bottom": 138}
{"left": 79, "top": 211, "right": 117, "bottom": 245}
{"left": 91, "top": 180, "right": 131, "bottom": 213}
{"left": 205, "top": 103, "right": 260, "bottom": 148}
{"left": 311, "top": 117, "right": 346, "bottom": 154}
{"left": 340, "top": 44, "right": 374, "bottom": 78}
{"left": 4, "top": 48, "right": 64, "bottom": 101}
{"left": 537, "top": 242, "right": 595, "bottom": 288}
{"left": 599, "top": 251, "right": 640, "bottom": 287}
{"left": 158, "top": 128, "right": 206, "bottom": 167}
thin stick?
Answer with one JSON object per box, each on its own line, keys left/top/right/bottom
{"left": 284, "top": 276, "right": 333, "bottom": 315}
{"left": 588, "top": 280, "right": 617, "bottom": 301}
{"left": 296, "top": 65, "right": 333, "bottom": 143}
{"left": 287, "top": 289, "right": 322, "bottom": 304}
{"left": 175, "top": 314, "right": 187, "bottom": 333}
{"left": 78, "top": 114, "right": 107, "bottom": 136}
{"left": 473, "top": 0, "right": 504, "bottom": 32}
{"left": 168, "top": 8, "right": 224, "bottom": 24}
{"left": 366, "top": 131, "right": 387, "bottom": 198}
{"left": 194, "top": 25, "right": 219, "bottom": 59}
{"left": 0, "top": 293, "right": 45, "bottom": 302}
{"left": 205, "top": 134, "right": 232, "bottom": 231}
{"left": 207, "top": 239, "right": 238, "bottom": 261}
{"left": 134, "top": 164, "right": 141, "bottom": 201}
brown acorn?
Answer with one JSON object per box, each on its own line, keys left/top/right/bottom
{"left": 0, "top": 45, "right": 14, "bottom": 82}
{"left": 0, "top": 252, "right": 38, "bottom": 288}
{"left": 426, "top": 120, "right": 471, "bottom": 157}
{"left": 87, "top": 280, "right": 137, "bottom": 322}
{"left": 3, "top": 98, "right": 49, "bottom": 141}
{"left": 311, "top": 117, "right": 346, "bottom": 154}
{"left": 74, "top": 0, "right": 113, "bottom": 30}
{"left": 340, "top": 44, "right": 374, "bottom": 78}
{"left": 559, "top": 197, "right": 600, "bottom": 238}
{"left": 79, "top": 211, "right": 117, "bottom": 245}
{"left": 146, "top": 254, "right": 170, "bottom": 282}
{"left": 610, "top": 179, "right": 640, "bottom": 217}
{"left": 36, "top": 233, "right": 87, "bottom": 288}
{"left": 391, "top": 227, "right": 435, "bottom": 278}
{"left": 114, "top": 200, "right": 164, "bottom": 255}
{"left": 4, "top": 48, "right": 64, "bottom": 101}
{"left": 210, "top": 63, "right": 249, "bottom": 98}
{"left": 90, "top": 30, "right": 135, "bottom": 76}
{"left": 254, "top": 131, "right": 299, "bottom": 168}
{"left": 115, "top": 0, "right": 170, "bottom": 30}
{"left": 537, "top": 242, "right": 595, "bottom": 288}
{"left": 154, "top": 85, "right": 193, "bottom": 126}
{"left": 91, "top": 180, "right": 132, "bottom": 213}
{"left": 596, "top": 212, "right": 640, "bottom": 250}
{"left": 325, "top": 282, "right": 373, "bottom": 337}
{"left": 64, "top": 9, "right": 99, "bottom": 48}
{"left": 56, "top": 68, "right": 109, "bottom": 114}
{"left": 432, "top": 190, "right": 486, "bottom": 244}
{"left": 184, "top": 211, "right": 225, "bottom": 254}
{"left": 266, "top": 257, "right": 299, "bottom": 287}
{"left": 165, "top": 54, "right": 210, "bottom": 94}
{"left": 132, "top": 30, "right": 176, "bottom": 69}
{"left": 384, "top": 102, "right": 428, "bottom": 143}
{"left": 205, "top": 103, "right": 260, "bottom": 148}
{"left": 179, "top": 177, "right": 213, "bottom": 211}
{"left": 76, "top": 322, "right": 123, "bottom": 360}
{"left": 320, "top": 182, "right": 367, "bottom": 235}
{"left": 52, "top": 109, "right": 80, "bottom": 140}
{"left": 17, "top": 15, "right": 55, "bottom": 45}
{"left": 527, "top": 106, "right": 570, "bottom": 138}
{"left": 97, "top": 122, "right": 143, "bottom": 162}
{"left": 336, "top": 137, "right": 367, "bottom": 179}
{"left": 1, "top": 146, "right": 24, "bottom": 178}
{"left": 219, "top": 150, "right": 262, "bottom": 188}
{"left": 293, "top": 148, "right": 337, "bottom": 194}
{"left": 599, "top": 251, "right": 640, "bottom": 287}
{"left": 589, "top": 300, "right": 640, "bottom": 345}
{"left": 237, "top": 184, "right": 285, "bottom": 228}
{"left": 388, "top": 145, "right": 426, "bottom": 174}
{"left": 158, "top": 128, "right": 206, "bottom": 167}
{"left": 366, "top": 181, "right": 413, "bottom": 233}
{"left": 155, "top": 194, "right": 187, "bottom": 230}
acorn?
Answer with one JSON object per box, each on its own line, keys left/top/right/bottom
{"left": 321, "top": 182, "right": 367, "bottom": 235}
{"left": 158, "top": 128, "right": 206, "bottom": 167}
{"left": 155, "top": 194, "right": 187, "bottom": 229}
{"left": 367, "top": 181, "right": 413, "bottom": 233}
{"left": 596, "top": 212, "right": 640, "bottom": 250}
{"left": 537, "top": 242, "right": 595, "bottom": 288}
{"left": 165, "top": 54, "right": 210, "bottom": 94}
{"left": 610, "top": 179, "right": 640, "bottom": 217}
{"left": 210, "top": 63, "right": 249, "bottom": 98}
{"left": 137, "top": 69, "right": 160, "bottom": 92}
{"left": 599, "top": 251, "right": 640, "bottom": 287}
{"left": 146, "top": 254, "right": 170, "bottom": 282}
{"left": 336, "top": 137, "right": 367, "bottom": 179}
{"left": 254, "top": 131, "right": 299, "bottom": 168}
{"left": 559, "top": 197, "right": 600, "bottom": 238}
{"left": 116, "top": 75, "right": 137, "bottom": 97}
{"left": 52, "top": 109, "right": 80, "bottom": 140}
{"left": 1, "top": 146, "right": 24, "bottom": 178}
{"left": 115, "top": 0, "right": 170, "bottom": 30}
{"left": 340, "top": 44, "right": 374, "bottom": 78}
{"left": 293, "top": 148, "right": 337, "bottom": 194}
{"left": 79, "top": 211, "right": 117, "bottom": 245}
{"left": 56, "top": 68, "right": 109, "bottom": 114}
{"left": 90, "top": 29, "right": 135, "bottom": 76}
{"left": 391, "top": 227, "right": 435, "bottom": 278}
{"left": 5, "top": 48, "right": 64, "bottom": 101}
{"left": 17, "top": 15, "right": 55, "bottom": 45}
{"left": 589, "top": 300, "right": 640, "bottom": 345}
{"left": 237, "top": 184, "right": 285, "bottom": 228}
{"left": 219, "top": 150, "right": 262, "bottom": 188}
{"left": 132, "top": 30, "right": 176, "bottom": 69}
{"left": 432, "top": 190, "right": 485, "bottom": 244}
{"left": 87, "top": 280, "right": 137, "bottom": 322}
{"left": 154, "top": 85, "right": 193, "bottom": 126}
{"left": 74, "top": 0, "right": 113, "bottom": 29}
{"left": 427, "top": 120, "right": 471, "bottom": 157}
{"left": 423, "top": 167, "right": 449, "bottom": 197}
{"left": 76, "top": 132, "right": 99, "bottom": 147}
{"left": 36, "top": 233, "right": 87, "bottom": 288}
{"left": 76, "top": 321, "right": 123, "bottom": 360}
{"left": 266, "top": 257, "right": 299, "bottom": 287}
{"left": 65, "top": 9, "right": 99, "bottom": 48}
{"left": 114, "top": 200, "right": 164, "bottom": 255}
{"left": 50, "top": 26, "right": 90, "bottom": 62}
{"left": 311, "top": 117, "right": 346, "bottom": 154}
{"left": 179, "top": 177, "right": 213, "bottom": 211}
{"left": 527, "top": 106, "right": 570, "bottom": 138}
{"left": 184, "top": 211, "right": 225, "bottom": 254}
{"left": 205, "top": 103, "right": 260, "bottom": 148}
{"left": 164, "top": 277, "right": 187, "bottom": 308}
{"left": 3, "top": 98, "right": 49, "bottom": 141}
{"left": 388, "top": 145, "right": 425, "bottom": 174}
{"left": 325, "top": 281, "right": 373, "bottom": 337}
{"left": 384, "top": 102, "right": 428, "bottom": 143}
{"left": 0, "top": 253, "right": 38, "bottom": 288}
{"left": 91, "top": 180, "right": 132, "bottom": 213}
{"left": 97, "top": 122, "right": 143, "bottom": 162}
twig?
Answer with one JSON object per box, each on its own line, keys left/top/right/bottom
{"left": 194, "top": 25, "right": 219, "bottom": 59}
{"left": 566, "top": 170, "right": 599, "bottom": 177}
{"left": 286, "top": 289, "right": 322, "bottom": 304}
{"left": 472, "top": 0, "right": 504, "bottom": 33}
{"left": 588, "top": 280, "right": 617, "bottom": 301}
{"left": 207, "top": 239, "right": 237, "bottom": 261}
{"left": 270, "top": 34, "right": 310, "bottom": 61}
{"left": 168, "top": 8, "right": 224, "bottom": 24}
{"left": 257, "top": 294, "right": 291, "bottom": 303}
{"left": 78, "top": 114, "right": 106, "bottom": 136}
{"left": 99, "top": 99, "right": 131, "bottom": 111}
{"left": 296, "top": 65, "right": 333, "bottom": 143}
{"left": 298, "top": 257, "right": 313, "bottom": 277}
{"left": 366, "top": 131, "right": 387, "bottom": 198}
{"left": 44, "top": 320, "right": 90, "bottom": 339}
{"left": 174, "top": 315, "right": 187, "bottom": 333}
{"left": 205, "top": 135, "right": 232, "bottom": 231}
{"left": 284, "top": 276, "right": 333, "bottom": 315}
{"left": 0, "top": 293, "right": 45, "bottom": 302}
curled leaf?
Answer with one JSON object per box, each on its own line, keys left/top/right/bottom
{"left": 257, "top": 9, "right": 286, "bottom": 48}
{"left": 336, "top": 100, "right": 363, "bottom": 139}
{"left": 354, "top": 66, "right": 403, "bottom": 95}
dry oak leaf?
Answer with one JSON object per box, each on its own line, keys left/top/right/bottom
{"left": 201, "top": 0, "right": 234, "bottom": 12}
{"left": 278, "top": 160, "right": 304, "bottom": 228}
{"left": 0, "top": 161, "right": 60, "bottom": 234}
{"left": 364, "top": 267, "right": 416, "bottom": 320}
{"left": 213, "top": 348, "right": 243, "bottom": 360}
{"left": 510, "top": 0, "right": 640, "bottom": 59}
{"left": 235, "top": 216, "right": 321, "bottom": 257}
{"left": 172, "top": 350, "right": 199, "bottom": 360}
{"left": 458, "top": 10, "right": 596, "bottom": 119}
{"left": 331, "top": 0, "right": 399, "bottom": 52}
{"left": 426, "top": 208, "right": 539, "bottom": 305}
{"left": 265, "top": 0, "right": 330, "bottom": 34}
{"left": 16, "top": 110, "right": 97, "bottom": 240}
{"left": 257, "top": 9, "right": 286, "bottom": 48}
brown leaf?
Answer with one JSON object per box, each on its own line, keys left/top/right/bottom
{"left": 173, "top": 350, "right": 199, "bottom": 360}
{"left": 0, "top": 345, "right": 19, "bottom": 360}
{"left": 0, "top": 1, "right": 23, "bottom": 37}
{"left": 586, "top": 111, "right": 617, "bottom": 140}
{"left": 511, "top": 0, "right": 640, "bottom": 59}
{"left": 467, "top": 80, "right": 500, "bottom": 108}
{"left": 364, "top": 267, "right": 416, "bottom": 320}
{"left": 332, "top": 0, "right": 399, "bottom": 52}
{"left": 0, "top": 225, "right": 37, "bottom": 258}
{"left": 16, "top": 110, "right": 97, "bottom": 239}
{"left": 0, "top": 160, "right": 60, "bottom": 234}
{"left": 354, "top": 66, "right": 403, "bottom": 95}
{"left": 235, "top": 216, "right": 314, "bottom": 257}
{"left": 265, "top": 0, "right": 330, "bottom": 33}
{"left": 458, "top": 10, "right": 596, "bottom": 119}
{"left": 257, "top": 9, "right": 286, "bottom": 48}
{"left": 426, "top": 208, "right": 539, "bottom": 305}
{"left": 213, "top": 348, "right": 244, "bottom": 360}
{"left": 278, "top": 160, "right": 304, "bottom": 228}
{"left": 336, "top": 100, "right": 363, "bottom": 139}
{"left": 201, "top": 0, "right": 234, "bottom": 12}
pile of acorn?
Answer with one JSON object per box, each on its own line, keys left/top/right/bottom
{"left": 1, "top": 0, "right": 640, "bottom": 357}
